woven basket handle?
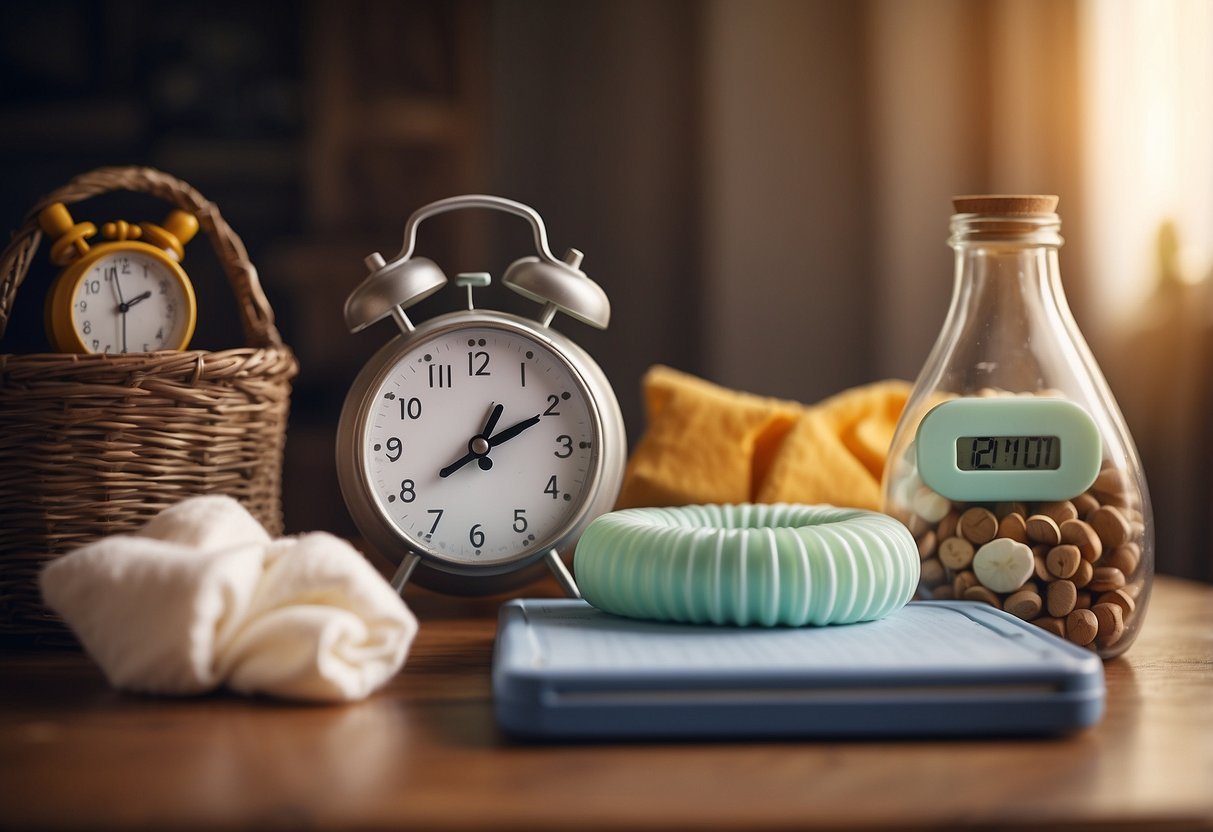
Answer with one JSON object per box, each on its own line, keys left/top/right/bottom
{"left": 0, "top": 165, "right": 284, "bottom": 348}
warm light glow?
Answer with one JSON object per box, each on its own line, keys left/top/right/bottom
{"left": 1081, "top": 0, "right": 1213, "bottom": 323}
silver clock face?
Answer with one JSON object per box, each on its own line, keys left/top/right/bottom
{"left": 358, "top": 324, "right": 600, "bottom": 567}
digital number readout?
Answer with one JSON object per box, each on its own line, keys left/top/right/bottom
{"left": 956, "top": 435, "right": 1060, "bottom": 471}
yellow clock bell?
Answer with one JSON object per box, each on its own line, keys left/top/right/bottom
{"left": 39, "top": 202, "right": 199, "bottom": 354}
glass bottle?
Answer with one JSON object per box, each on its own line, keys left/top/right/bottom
{"left": 882, "top": 195, "right": 1152, "bottom": 659}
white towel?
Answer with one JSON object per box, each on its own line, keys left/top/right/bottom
{"left": 39, "top": 496, "right": 418, "bottom": 702}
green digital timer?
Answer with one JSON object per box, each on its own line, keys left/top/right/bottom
{"left": 915, "top": 398, "right": 1102, "bottom": 502}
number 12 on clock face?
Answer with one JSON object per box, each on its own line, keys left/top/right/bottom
{"left": 359, "top": 325, "right": 600, "bottom": 569}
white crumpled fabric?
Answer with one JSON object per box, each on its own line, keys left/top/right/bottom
{"left": 40, "top": 496, "right": 417, "bottom": 702}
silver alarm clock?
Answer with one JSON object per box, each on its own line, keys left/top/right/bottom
{"left": 336, "top": 195, "right": 626, "bottom": 598}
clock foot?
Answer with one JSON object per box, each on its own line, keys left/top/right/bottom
{"left": 545, "top": 549, "right": 582, "bottom": 599}
{"left": 389, "top": 552, "right": 422, "bottom": 594}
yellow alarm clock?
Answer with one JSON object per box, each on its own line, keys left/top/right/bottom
{"left": 39, "top": 202, "right": 199, "bottom": 354}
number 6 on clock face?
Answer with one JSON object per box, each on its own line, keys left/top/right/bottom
{"left": 337, "top": 311, "right": 625, "bottom": 594}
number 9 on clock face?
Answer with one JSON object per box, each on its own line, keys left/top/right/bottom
{"left": 354, "top": 323, "right": 601, "bottom": 568}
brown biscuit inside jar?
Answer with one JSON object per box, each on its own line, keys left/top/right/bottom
{"left": 901, "top": 463, "right": 1144, "bottom": 652}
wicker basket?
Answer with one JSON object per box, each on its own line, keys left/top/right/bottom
{"left": 0, "top": 166, "right": 298, "bottom": 645}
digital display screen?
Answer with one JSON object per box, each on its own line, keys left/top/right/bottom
{"left": 956, "top": 436, "right": 1060, "bottom": 471}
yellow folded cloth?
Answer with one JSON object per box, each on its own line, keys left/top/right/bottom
{"left": 616, "top": 366, "right": 912, "bottom": 511}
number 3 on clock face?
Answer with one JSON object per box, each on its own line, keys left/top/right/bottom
{"left": 354, "top": 322, "right": 600, "bottom": 568}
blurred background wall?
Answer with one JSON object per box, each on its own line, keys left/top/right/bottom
{"left": 1, "top": 0, "right": 1210, "bottom": 580}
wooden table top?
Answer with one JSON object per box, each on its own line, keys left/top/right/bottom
{"left": 2, "top": 575, "right": 1211, "bottom": 831}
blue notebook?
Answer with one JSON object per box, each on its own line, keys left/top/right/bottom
{"left": 492, "top": 599, "right": 1104, "bottom": 739}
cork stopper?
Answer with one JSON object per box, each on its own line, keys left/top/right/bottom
{"left": 952, "top": 195, "right": 1059, "bottom": 215}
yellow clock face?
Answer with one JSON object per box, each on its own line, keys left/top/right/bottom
{"left": 48, "top": 244, "right": 197, "bottom": 354}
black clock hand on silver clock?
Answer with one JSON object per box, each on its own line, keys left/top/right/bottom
{"left": 486, "top": 414, "right": 541, "bottom": 447}
{"left": 439, "top": 403, "right": 505, "bottom": 478}
{"left": 481, "top": 401, "right": 504, "bottom": 438}
{"left": 438, "top": 407, "right": 542, "bottom": 478}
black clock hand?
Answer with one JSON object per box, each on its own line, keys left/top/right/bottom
{"left": 439, "top": 450, "right": 479, "bottom": 478}
{"left": 111, "top": 272, "right": 129, "bottom": 352}
{"left": 480, "top": 402, "right": 504, "bottom": 438}
{"left": 487, "top": 414, "right": 541, "bottom": 447}
{"left": 119, "top": 290, "right": 152, "bottom": 313}
{"left": 439, "top": 403, "right": 505, "bottom": 478}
